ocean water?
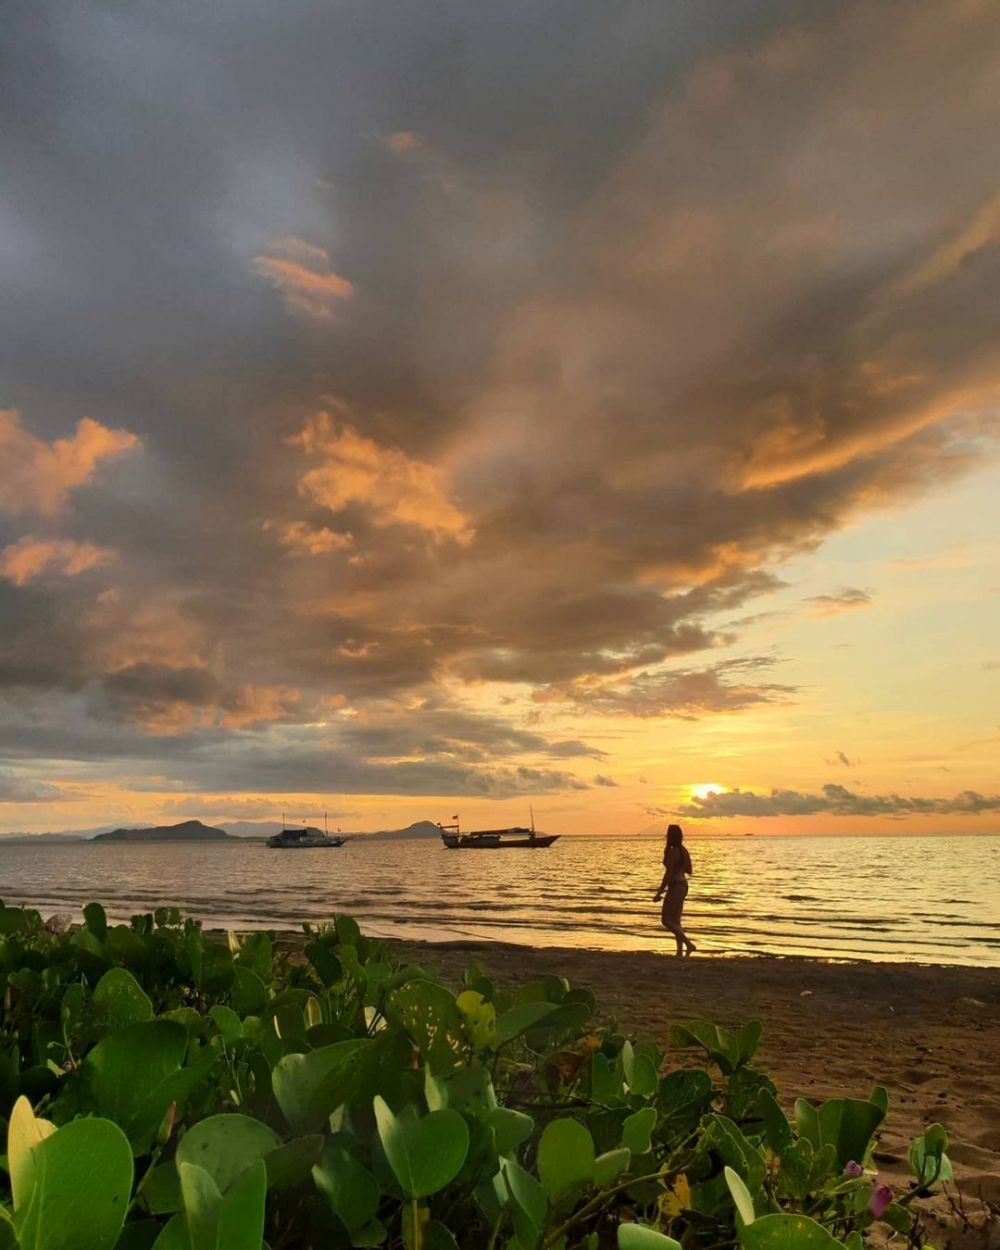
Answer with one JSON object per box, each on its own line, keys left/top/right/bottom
{"left": 1, "top": 833, "right": 998, "bottom": 967}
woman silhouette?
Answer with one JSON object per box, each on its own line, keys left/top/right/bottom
{"left": 653, "top": 824, "right": 695, "bottom": 956}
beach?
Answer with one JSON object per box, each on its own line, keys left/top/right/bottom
{"left": 383, "top": 939, "right": 1000, "bottom": 1244}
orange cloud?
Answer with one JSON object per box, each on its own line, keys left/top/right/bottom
{"left": 265, "top": 519, "right": 354, "bottom": 555}
{"left": 0, "top": 536, "right": 114, "bottom": 585}
{"left": 385, "top": 130, "right": 424, "bottom": 155}
{"left": 291, "top": 411, "right": 473, "bottom": 542}
{"left": 0, "top": 410, "right": 139, "bottom": 518}
{"left": 254, "top": 237, "right": 354, "bottom": 320}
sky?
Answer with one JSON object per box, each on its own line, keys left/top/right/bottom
{"left": 1, "top": 0, "right": 998, "bottom": 837}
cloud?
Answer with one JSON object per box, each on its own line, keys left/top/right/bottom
{"left": 538, "top": 657, "right": 795, "bottom": 719}
{"left": 254, "top": 237, "right": 354, "bottom": 320}
{"left": 159, "top": 795, "right": 286, "bottom": 820}
{"left": 677, "top": 784, "right": 1000, "bottom": 819}
{"left": 385, "top": 131, "right": 425, "bottom": 156}
{"left": 0, "top": 537, "right": 113, "bottom": 585}
{"left": 0, "top": 412, "right": 138, "bottom": 518}
{"left": 0, "top": 1, "right": 998, "bottom": 806}
{"left": 594, "top": 773, "right": 618, "bottom": 786}
{"left": 265, "top": 520, "right": 354, "bottom": 556}
{"left": 825, "top": 750, "right": 858, "bottom": 767}
{"left": 804, "top": 588, "right": 872, "bottom": 617}
{"left": 291, "top": 410, "right": 473, "bottom": 542}
{"left": 97, "top": 664, "right": 301, "bottom": 735}
{"left": 0, "top": 768, "right": 82, "bottom": 803}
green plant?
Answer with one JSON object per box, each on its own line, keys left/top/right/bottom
{"left": 0, "top": 900, "right": 953, "bottom": 1249}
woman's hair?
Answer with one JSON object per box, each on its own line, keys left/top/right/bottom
{"left": 665, "top": 823, "right": 684, "bottom": 848}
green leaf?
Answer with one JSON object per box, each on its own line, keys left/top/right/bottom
{"left": 909, "top": 1124, "right": 953, "bottom": 1187}
{"left": 150, "top": 1217, "right": 189, "bottom": 1250}
{"left": 93, "top": 969, "right": 154, "bottom": 1031}
{"left": 725, "top": 1165, "right": 756, "bottom": 1226}
{"left": 704, "top": 1116, "right": 766, "bottom": 1191}
{"left": 657, "top": 1068, "right": 713, "bottom": 1129}
{"left": 312, "top": 1143, "right": 382, "bottom": 1235}
{"left": 456, "top": 990, "right": 498, "bottom": 1052}
{"left": 215, "top": 1158, "right": 266, "bottom": 1250}
{"left": 486, "top": 1107, "right": 534, "bottom": 1156}
{"left": 594, "top": 1148, "right": 631, "bottom": 1186}
{"left": 670, "top": 1020, "right": 762, "bottom": 1075}
{"left": 740, "top": 1213, "right": 845, "bottom": 1249}
{"left": 423, "top": 1221, "right": 460, "bottom": 1250}
{"left": 590, "top": 1052, "right": 623, "bottom": 1104}
{"left": 622, "top": 1107, "right": 656, "bottom": 1155}
{"left": 758, "top": 1090, "right": 794, "bottom": 1155}
{"left": 618, "top": 1226, "right": 682, "bottom": 1249}
{"left": 537, "top": 1117, "right": 595, "bottom": 1201}
{"left": 84, "top": 902, "right": 108, "bottom": 941}
{"left": 85, "top": 1021, "right": 216, "bottom": 1155}
{"left": 208, "top": 1006, "right": 242, "bottom": 1045}
{"left": 621, "top": 1042, "right": 658, "bottom": 1098}
{"left": 386, "top": 981, "right": 468, "bottom": 1074}
{"left": 273, "top": 1034, "right": 406, "bottom": 1133}
{"left": 140, "top": 1163, "right": 181, "bottom": 1215}
{"left": 263, "top": 1135, "right": 324, "bottom": 1189}
{"left": 114, "top": 1221, "right": 163, "bottom": 1250}
{"left": 816, "top": 1098, "right": 885, "bottom": 1169}
{"left": 374, "top": 1096, "right": 470, "bottom": 1198}
{"left": 503, "top": 1158, "right": 547, "bottom": 1248}
{"left": 495, "top": 1001, "right": 560, "bottom": 1046}
{"left": 175, "top": 1114, "right": 282, "bottom": 1195}
{"left": 869, "top": 1085, "right": 889, "bottom": 1114}
{"left": 304, "top": 941, "right": 343, "bottom": 988}
{"left": 15, "top": 1117, "right": 134, "bottom": 1250}
{"left": 794, "top": 1098, "right": 821, "bottom": 1150}
{"left": 230, "top": 967, "right": 268, "bottom": 1016}
{"left": 179, "top": 1162, "right": 223, "bottom": 1250}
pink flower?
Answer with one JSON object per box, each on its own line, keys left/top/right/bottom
{"left": 869, "top": 1183, "right": 893, "bottom": 1218}
{"left": 843, "top": 1161, "right": 864, "bottom": 1177}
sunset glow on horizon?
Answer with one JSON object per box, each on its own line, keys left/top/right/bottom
{"left": 1, "top": 2, "right": 998, "bottom": 838}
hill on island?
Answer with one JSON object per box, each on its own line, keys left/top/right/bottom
{"left": 357, "top": 821, "right": 443, "bottom": 840}
{"left": 217, "top": 819, "right": 443, "bottom": 840}
{"left": 93, "top": 820, "right": 231, "bottom": 843}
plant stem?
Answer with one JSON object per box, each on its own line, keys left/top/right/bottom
{"left": 540, "top": 1170, "right": 666, "bottom": 1248}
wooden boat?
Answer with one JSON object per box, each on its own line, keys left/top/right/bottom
{"left": 438, "top": 820, "right": 559, "bottom": 850}
{"left": 267, "top": 821, "right": 345, "bottom": 849}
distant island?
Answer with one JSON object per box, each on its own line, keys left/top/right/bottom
{"left": 0, "top": 818, "right": 445, "bottom": 843}
{"left": 93, "top": 819, "right": 231, "bottom": 843}
{"left": 218, "top": 819, "right": 443, "bottom": 841}
{"left": 354, "top": 820, "right": 442, "bottom": 841}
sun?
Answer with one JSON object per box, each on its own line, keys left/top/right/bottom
{"left": 689, "top": 783, "right": 725, "bottom": 801}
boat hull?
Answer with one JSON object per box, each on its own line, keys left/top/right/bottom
{"left": 441, "top": 834, "right": 559, "bottom": 849}
{"left": 267, "top": 836, "right": 346, "bottom": 848}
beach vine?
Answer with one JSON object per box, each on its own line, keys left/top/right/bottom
{"left": 0, "top": 900, "right": 953, "bottom": 1249}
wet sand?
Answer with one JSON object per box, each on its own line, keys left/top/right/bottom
{"left": 381, "top": 940, "right": 1000, "bottom": 1245}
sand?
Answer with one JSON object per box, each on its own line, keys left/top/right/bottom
{"left": 382, "top": 940, "right": 1000, "bottom": 1246}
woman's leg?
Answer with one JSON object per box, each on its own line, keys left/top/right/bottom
{"left": 675, "top": 884, "right": 695, "bottom": 954}
{"left": 661, "top": 887, "right": 686, "bottom": 956}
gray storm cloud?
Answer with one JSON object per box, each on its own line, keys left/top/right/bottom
{"left": 1, "top": 0, "right": 998, "bottom": 801}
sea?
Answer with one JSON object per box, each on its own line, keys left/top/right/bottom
{"left": 1, "top": 833, "right": 998, "bottom": 967}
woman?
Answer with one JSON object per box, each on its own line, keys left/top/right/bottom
{"left": 653, "top": 824, "right": 695, "bottom": 956}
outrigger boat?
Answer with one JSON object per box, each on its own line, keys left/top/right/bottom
{"left": 438, "top": 815, "right": 559, "bottom": 850}
{"left": 267, "top": 813, "right": 346, "bottom": 849}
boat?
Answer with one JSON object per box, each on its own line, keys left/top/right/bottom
{"left": 438, "top": 818, "right": 559, "bottom": 850}
{"left": 267, "top": 815, "right": 346, "bottom": 849}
